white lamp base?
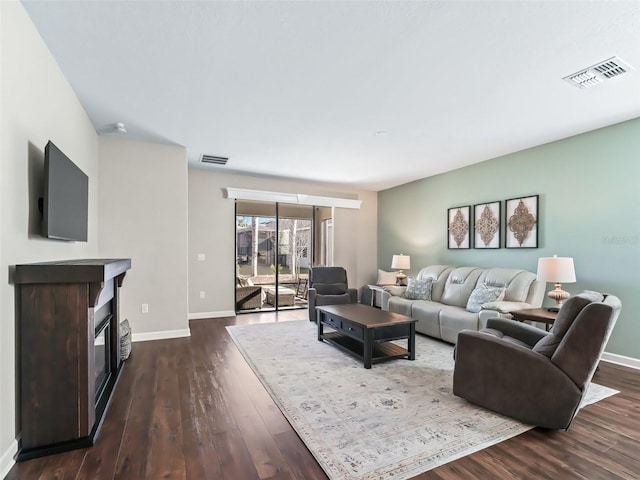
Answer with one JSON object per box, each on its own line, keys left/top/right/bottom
{"left": 547, "top": 283, "right": 570, "bottom": 312}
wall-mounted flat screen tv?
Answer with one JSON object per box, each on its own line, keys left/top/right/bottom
{"left": 42, "top": 141, "right": 89, "bottom": 242}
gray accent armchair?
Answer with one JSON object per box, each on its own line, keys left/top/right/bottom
{"left": 308, "top": 267, "right": 358, "bottom": 322}
{"left": 453, "top": 291, "right": 621, "bottom": 430}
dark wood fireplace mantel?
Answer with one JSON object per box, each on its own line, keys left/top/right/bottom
{"left": 14, "top": 258, "right": 131, "bottom": 460}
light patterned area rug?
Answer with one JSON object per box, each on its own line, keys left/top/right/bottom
{"left": 226, "top": 320, "right": 617, "bottom": 480}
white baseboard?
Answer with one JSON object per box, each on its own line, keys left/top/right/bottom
{"left": 188, "top": 310, "right": 236, "bottom": 320}
{"left": 132, "top": 328, "right": 191, "bottom": 343}
{"left": 601, "top": 351, "right": 640, "bottom": 370}
{"left": 0, "top": 439, "right": 18, "bottom": 479}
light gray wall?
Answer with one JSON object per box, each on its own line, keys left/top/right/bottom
{"left": 99, "top": 137, "right": 189, "bottom": 337}
{"left": 0, "top": 1, "right": 99, "bottom": 470}
{"left": 378, "top": 118, "right": 640, "bottom": 359}
{"left": 188, "top": 169, "right": 378, "bottom": 316}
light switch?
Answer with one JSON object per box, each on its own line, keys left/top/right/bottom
{"left": 197, "top": 253, "right": 206, "bottom": 261}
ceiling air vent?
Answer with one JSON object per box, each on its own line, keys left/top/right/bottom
{"left": 200, "top": 154, "right": 229, "bottom": 165}
{"left": 563, "top": 57, "right": 633, "bottom": 89}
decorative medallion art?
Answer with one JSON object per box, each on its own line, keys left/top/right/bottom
{"left": 447, "top": 206, "right": 470, "bottom": 249}
{"left": 474, "top": 201, "right": 501, "bottom": 249}
{"left": 506, "top": 195, "right": 539, "bottom": 248}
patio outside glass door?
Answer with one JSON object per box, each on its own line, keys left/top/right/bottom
{"left": 235, "top": 201, "right": 313, "bottom": 313}
{"left": 277, "top": 204, "right": 313, "bottom": 309}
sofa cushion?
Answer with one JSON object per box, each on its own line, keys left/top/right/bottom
{"left": 440, "top": 267, "right": 483, "bottom": 307}
{"left": 416, "top": 265, "right": 453, "bottom": 303}
{"left": 312, "top": 282, "right": 347, "bottom": 295}
{"left": 387, "top": 296, "right": 414, "bottom": 316}
{"left": 411, "top": 301, "right": 443, "bottom": 338}
{"left": 466, "top": 284, "right": 506, "bottom": 313}
{"left": 482, "top": 268, "right": 537, "bottom": 302}
{"left": 440, "top": 306, "right": 480, "bottom": 343}
{"left": 376, "top": 269, "right": 397, "bottom": 286}
{"left": 405, "top": 277, "right": 433, "bottom": 300}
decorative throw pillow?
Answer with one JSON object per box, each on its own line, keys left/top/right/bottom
{"left": 466, "top": 284, "right": 506, "bottom": 313}
{"left": 376, "top": 269, "right": 398, "bottom": 286}
{"left": 404, "top": 277, "right": 433, "bottom": 301}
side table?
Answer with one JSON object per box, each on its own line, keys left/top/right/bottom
{"left": 367, "top": 285, "right": 387, "bottom": 308}
{"left": 510, "top": 308, "right": 557, "bottom": 332}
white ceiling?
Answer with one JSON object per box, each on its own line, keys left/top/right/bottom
{"left": 21, "top": 1, "right": 640, "bottom": 191}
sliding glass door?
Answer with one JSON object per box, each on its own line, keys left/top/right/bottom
{"left": 235, "top": 201, "right": 315, "bottom": 313}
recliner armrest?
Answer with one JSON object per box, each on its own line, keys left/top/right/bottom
{"left": 348, "top": 288, "right": 358, "bottom": 304}
{"left": 485, "top": 317, "right": 549, "bottom": 347}
{"left": 308, "top": 288, "right": 318, "bottom": 321}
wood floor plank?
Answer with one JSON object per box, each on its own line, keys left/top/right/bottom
{"left": 5, "top": 309, "right": 640, "bottom": 480}
{"left": 112, "top": 341, "right": 159, "bottom": 479}
{"left": 75, "top": 351, "right": 137, "bottom": 480}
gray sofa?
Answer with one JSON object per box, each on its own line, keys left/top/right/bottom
{"left": 382, "top": 265, "right": 545, "bottom": 343}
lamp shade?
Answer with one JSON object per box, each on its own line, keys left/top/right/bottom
{"left": 536, "top": 255, "right": 576, "bottom": 283}
{"left": 391, "top": 254, "right": 411, "bottom": 270}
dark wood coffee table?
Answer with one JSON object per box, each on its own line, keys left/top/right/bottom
{"left": 316, "top": 304, "right": 417, "bottom": 369}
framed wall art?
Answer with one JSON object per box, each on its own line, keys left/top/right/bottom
{"left": 505, "top": 195, "right": 538, "bottom": 248}
{"left": 473, "top": 201, "right": 501, "bottom": 249}
{"left": 447, "top": 205, "right": 471, "bottom": 249}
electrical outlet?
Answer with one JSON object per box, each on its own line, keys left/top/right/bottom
{"left": 199, "top": 291, "right": 206, "bottom": 299}
{"left": 141, "top": 303, "right": 149, "bottom": 314}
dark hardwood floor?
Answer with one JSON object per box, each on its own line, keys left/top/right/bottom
{"left": 6, "top": 311, "right": 640, "bottom": 480}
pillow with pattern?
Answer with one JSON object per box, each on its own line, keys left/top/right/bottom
{"left": 404, "top": 277, "right": 433, "bottom": 301}
{"left": 466, "top": 283, "right": 506, "bottom": 313}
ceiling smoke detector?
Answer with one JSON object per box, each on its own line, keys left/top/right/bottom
{"left": 200, "top": 154, "right": 229, "bottom": 165}
{"left": 563, "top": 57, "right": 634, "bottom": 89}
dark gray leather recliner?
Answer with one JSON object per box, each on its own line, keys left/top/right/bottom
{"left": 308, "top": 267, "right": 358, "bottom": 322}
{"left": 453, "top": 291, "right": 621, "bottom": 430}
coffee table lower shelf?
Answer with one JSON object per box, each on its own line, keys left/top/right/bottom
{"left": 321, "top": 331, "right": 410, "bottom": 366}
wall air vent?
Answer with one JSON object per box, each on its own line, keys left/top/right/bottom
{"left": 200, "top": 154, "right": 229, "bottom": 165}
{"left": 563, "top": 57, "right": 634, "bottom": 89}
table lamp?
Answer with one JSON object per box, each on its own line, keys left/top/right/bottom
{"left": 536, "top": 255, "right": 576, "bottom": 312}
{"left": 391, "top": 254, "right": 411, "bottom": 286}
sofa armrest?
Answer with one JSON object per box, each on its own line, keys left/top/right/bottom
{"left": 379, "top": 285, "right": 406, "bottom": 311}
{"left": 385, "top": 285, "right": 407, "bottom": 296}
{"left": 480, "top": 301, "right": 533, "bottom": 314}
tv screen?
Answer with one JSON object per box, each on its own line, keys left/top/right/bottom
{"left": 42, "top": 141, "right": 89, "bottom": 242}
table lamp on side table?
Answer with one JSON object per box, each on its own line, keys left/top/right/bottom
{"left": 536, "top": 255, "right": 576, "bottom": 312}
{"left": 391, "top": 254, "right": 411, "bottom": 286}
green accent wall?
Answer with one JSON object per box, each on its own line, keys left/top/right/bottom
{"left": 378, "top": 118, "right": 640, "bottom": 359}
